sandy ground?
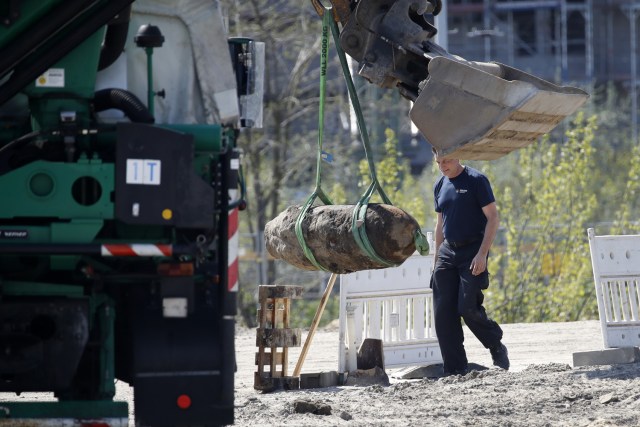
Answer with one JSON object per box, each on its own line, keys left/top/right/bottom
{"left": 234, "top": 320, "right": 640, "bottom": 426}
{"left": 2, "top": 320, "right": 639, "bottom": 426}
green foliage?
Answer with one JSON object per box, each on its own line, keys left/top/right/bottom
{"left": 610, "top": 142, "right": 640, "bottom": 234}
{"left": 485, "top": 113, "right": 600, "bottom": 322}
{"left": 356, "top": 128, "right": 428, "bottom": 225}
{"left": 237, "top": 286, "right": 258, "bottom": 328}
{"left": 225, "top": 2, "right": 640, "bottom": 327}
{"left": 288, "top": 295, "right": 340, "bottom": 329}
{"left": 584, "top": 84, "right": 636, "bottom": 222}
{"left": 327, "top": 181, "right": 348, "bottom": 205}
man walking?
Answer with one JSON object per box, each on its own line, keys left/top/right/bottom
{"left": 432, "top": 151, "right": 509, "bottom": 375}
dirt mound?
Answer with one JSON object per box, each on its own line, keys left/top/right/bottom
{"left": 235, "top": 362, "right": 640, "bottom": 426}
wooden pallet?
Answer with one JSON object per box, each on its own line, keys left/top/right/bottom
{"left": 254, "top": 285, "right": 303, "bottom": 391}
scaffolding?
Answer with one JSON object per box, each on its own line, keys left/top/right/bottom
{"left": 443, "top": 0, "right": 640, "bottom": 142}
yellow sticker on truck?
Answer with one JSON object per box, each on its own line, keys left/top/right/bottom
{"left": 36, "top": 68, "right": 65, "bottom": 87}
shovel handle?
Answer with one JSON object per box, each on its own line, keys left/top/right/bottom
{"left": 293, "top": 273, "right": 338, "bottom": 377}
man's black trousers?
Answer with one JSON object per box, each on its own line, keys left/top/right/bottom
{"left": 432, "top": 240, "right": 503, "bottom": 373}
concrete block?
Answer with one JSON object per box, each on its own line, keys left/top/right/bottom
{"left": 572, "top": 347, "right": 640, "bottom": 367}
{"left": 300, "top": 371, "right": 338, "bottom": 389}
{"left": 357, "top": 338, "right": 384, "bottom": 370}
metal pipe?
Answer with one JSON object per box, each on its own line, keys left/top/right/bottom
{"left": 561, "top": 0, "right": 568, "bottom": 81}
{"left": 607, "top": 0, "right": 614, "bottom": 81}
{"left": 508, "top": 11, "right": 514, "bottom": 66}
{"left": 434, "top": 0, "right": 448, "bottom": 52}
{"left": 555, "top": 7, "right": 561, "bottom": 79}
{"left": 623, "top": 4, "right": 640, "bottom": 145}
{"left": 631, "top": 9, "right": 638, "bottom": 145}
{"left": 483, "top": 0, "right": 491, "bottom": 61}
{"left": 585, "top": 0, "right": 594, "bottom": 83}
{"left": 145, "top": 47, "right": 155, "bottom": 116}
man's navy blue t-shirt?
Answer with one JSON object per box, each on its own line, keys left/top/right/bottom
{"left": 434, "top": 166, "right": 495, "bottom": 243}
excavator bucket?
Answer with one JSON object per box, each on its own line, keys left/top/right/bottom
{"left": 325, "top": 0, "right": 588, "bottom": 160}
{"left": 410, "top": 56, "right": 589, "bottom": 160}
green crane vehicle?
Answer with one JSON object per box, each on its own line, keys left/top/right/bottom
{"left": 0, "top": 0, "right": 262, "bottom": 425}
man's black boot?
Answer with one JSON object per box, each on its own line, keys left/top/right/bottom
{"left": 490, "top": 343, "right": 510, "bottom": 370}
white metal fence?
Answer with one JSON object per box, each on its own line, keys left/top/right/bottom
{"left": 338, "top": 248, "right": 442, "bottom": 373}
{"left": 587, "top": 228, "right": 640, "bottom": 348}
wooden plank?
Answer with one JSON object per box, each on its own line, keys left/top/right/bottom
{"left": 255, "top": 351, "right": 284, "bottom": 366}
{"left": 256, "top": 328, "right": 302, "bottom": 348}
{"left": 256, "top": 297, "right": 268, "bottom": 376}
{"left": 259, "top": 285, "right": 304, "bottom": 300}
{"left": 257, "top": 307, "right": 273, "bottom": 328}
{"left": 253, "top": 372, "right": 300, "bottom": 392}
{"left": 283, "top": 298, "right": 290, "bottom": 376}
{"left": 275, "top": 303, "right": 285, "bottom": 327}
{"left": 270, "top": 298, "right": 279, "bottom": 375}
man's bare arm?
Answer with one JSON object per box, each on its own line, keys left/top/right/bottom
{"left": 470, "top": 202, "right": 499, "bottom": 276}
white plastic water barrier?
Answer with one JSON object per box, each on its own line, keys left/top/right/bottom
{"left": 338, "top": 251, "right": 442, "bottom": 373}
{"left": 587, "top": 228, "right": 640, "bottom": 348}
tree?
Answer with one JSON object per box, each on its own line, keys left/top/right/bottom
{"left": 484, "top": 113, "right": 600, "bottom": 322}
{"left": 353, "top": 128, "right": 432, "bottom": 229}
{"left": 222, "top": 0, "right": 360, "bottom": 325}
{"left": 223, "top": 2, "right": 640, "bottom": 328}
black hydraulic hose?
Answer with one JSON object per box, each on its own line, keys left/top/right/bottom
{"left": 0, "top": 130, "right": 43, "bottom": 156}
{"left": 98, "top": 5, "right": 131, "bottom": 71}
{"left": 94, "top": 88, "right": 155, "bottom": 123}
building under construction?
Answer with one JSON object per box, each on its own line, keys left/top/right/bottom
{"left": 405, "top": 0, "right": 640, "bottom": 151}
{"left": 353, "top": 1, "right": 640, "bottom": 172}
{"left": 439, "top": 0, "right": 639, "bottom": 86}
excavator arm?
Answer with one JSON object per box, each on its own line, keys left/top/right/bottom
{"left": 312, "top": 0, "right": 588, "bottom": 160}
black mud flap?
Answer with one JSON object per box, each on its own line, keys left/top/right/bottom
{"left": 123, "top": 283, "right": 235, "bottom": 427}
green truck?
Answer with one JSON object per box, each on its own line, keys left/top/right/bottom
{"left": 0, "top": 1, "right": 263, "bottom": 425}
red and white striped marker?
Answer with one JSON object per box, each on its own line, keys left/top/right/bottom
{"left": 101, "top": 244, "right": 172, "bottom": 257}
{"left": 227, "top": 189, "right": 239, "bottom": 292}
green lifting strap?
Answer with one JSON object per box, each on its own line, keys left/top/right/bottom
{"left": 326, "top": 9, "right": 431, "bottom": 263}
{"left": 296, "top": 4, "right": 429, "bottom": 271}
{"left": 322, "top": 8, "right": 394, "bottom": 266}
{"left": 327, "top": 10, "right": 430, "bottom": 259}
{"left": 294, "top": 8, "right": 334, "bottom": 272}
